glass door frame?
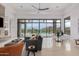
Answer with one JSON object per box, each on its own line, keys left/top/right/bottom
{"left": 17, "top": 19, "right": 61, "bottom": 38}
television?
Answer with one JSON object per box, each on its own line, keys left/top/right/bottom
{"left": 0, "top": 17, "right": 3, "bottom": 27}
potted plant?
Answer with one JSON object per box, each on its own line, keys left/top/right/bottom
{"left": 56, "top": 31, "right": 64, "bottom": 42}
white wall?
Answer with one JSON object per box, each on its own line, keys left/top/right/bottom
{"left": 0, "top": 4, "right": 5, "bottom": 17}
{"left": 1, "top": 4, "right": 17, "bottom": 38}
{"left": 64, "top": 4, "right": 79, "bottom": 39}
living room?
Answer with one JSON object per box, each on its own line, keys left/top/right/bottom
{"left": 0, "top": 2, "right": 79, "bottom": 56}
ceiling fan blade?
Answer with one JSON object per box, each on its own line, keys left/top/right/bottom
{"left": 32, "top": 5, "right": 38, "bottom": 10}
{"left": 39, "top": 8, "right": 49, "bottom": 10}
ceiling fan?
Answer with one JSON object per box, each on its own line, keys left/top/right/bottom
{"left": 32, "top": 3, "right": 49, "bottom": 11}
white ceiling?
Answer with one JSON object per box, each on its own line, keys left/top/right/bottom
{"left": 6, "top": 3, "right": 73, "bottom": 14}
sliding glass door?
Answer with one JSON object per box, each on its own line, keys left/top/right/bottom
{"left": 46, "top": 20, "right": 53, "bottom": 37}
{"left": 32, "top": 23, "right": 39, "bottom": 35}
{"left": 19, "top": 23, "right": 25, "bottom": 37}
{"left": 18, "top": 19, "right": 61, "bottom": 38}
{"left": 26, "top": 23, "right": 32, "bottom": 37}
{"left": 40, "top": 23, "right": 47, "bottom": 37}
{"left": 56, "top": 20, "right": 61, "bottom": 33}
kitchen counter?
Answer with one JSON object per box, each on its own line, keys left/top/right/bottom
{"left": 0, "top": 37, "right": 18, "bottom": 47}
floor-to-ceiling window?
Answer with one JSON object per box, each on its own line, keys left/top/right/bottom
{"left": 46, "top": 20, "right": 53, "bottom": 37}
{"left": 53, "top": 19, "right": 61, "bottom": 33}
{"left": 32, "top": 20, "right": 39, "bottom": 35}
{"left": 26, "top": 23, "right": 32, "bottom": 37}
{"left": 18, "top": 20, "right": 25, "bottom": 37}
{"left": 64, "top": 16, "right": 71, "bottom": 35}
{"left": 56, "top": 20, "right": 61, "bottom": 33}
{"left": 40, "top": 22, "right": 47, "bottom": 37}
{"left": 18, "top": 19, "right": 61, "bottom": 38}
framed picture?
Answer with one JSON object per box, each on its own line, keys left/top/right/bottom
{"left": 5, "top": 30, "right": 8, "bottom": 35}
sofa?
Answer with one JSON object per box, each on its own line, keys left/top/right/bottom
{"left": 25, "top": 35, "right": 43, "bottom": 51}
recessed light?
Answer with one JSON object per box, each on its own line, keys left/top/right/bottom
{"left": 20, "top": 5, "right": 23, "bottom": 8}
{"left": 56, "top": 6, "right": 59, "bottom": 8}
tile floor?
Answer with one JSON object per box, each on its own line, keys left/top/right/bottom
{"left": 22, "top": 37, "right": 79, "bottom": 56}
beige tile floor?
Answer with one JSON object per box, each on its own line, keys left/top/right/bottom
{"left": 22, "top": 39, "right": 79, "bottom": 56}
